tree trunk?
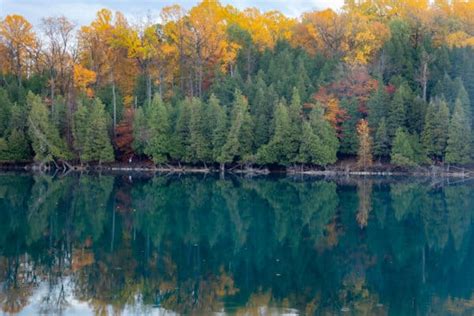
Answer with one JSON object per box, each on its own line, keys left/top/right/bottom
{"left": 112, "top": 78, "right": 117, "bottom": 134}
{"left": 421, "top": 61, "right": 428, "bottom": 102}
{"left": 50, "top": 75, "right": 55, "bottom": 113}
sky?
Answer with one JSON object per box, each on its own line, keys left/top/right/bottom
{"left": 1, "top": 0, "right": 345, "bottom": 27}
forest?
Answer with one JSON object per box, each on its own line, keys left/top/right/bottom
{"left": 0, "top": 0, "right": 474, "bottom": 171}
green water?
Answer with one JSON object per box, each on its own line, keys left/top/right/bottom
{"left": 0, "top": 173, "right": 473, "bottom": 315}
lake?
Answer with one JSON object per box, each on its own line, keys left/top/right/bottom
{"left": 0, "top": 173, "right": 473, "bottom": 315}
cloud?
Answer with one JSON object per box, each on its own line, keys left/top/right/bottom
{"left": 1, "top": 0, "right": 345, "bottom": 27}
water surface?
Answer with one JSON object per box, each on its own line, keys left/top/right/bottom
{"left": 0, "top": 173, "right": 473, "bottom": 315}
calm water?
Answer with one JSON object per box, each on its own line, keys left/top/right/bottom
{"left": 0, "top": 173, "right": 473, "bottom": 315}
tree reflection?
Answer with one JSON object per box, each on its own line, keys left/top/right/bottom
{"left": 0, "top": 174, "right": 473, "bottom": 314}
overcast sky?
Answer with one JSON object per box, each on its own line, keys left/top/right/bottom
{"left": 1, "top": 0, "right": 344, "bottom": 27}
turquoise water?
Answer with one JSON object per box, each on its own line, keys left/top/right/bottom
{"left": 0, "top": 173, "right": 473, "bottom": 315}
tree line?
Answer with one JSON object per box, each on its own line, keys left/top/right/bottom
{"left": 0, "top": 0, "right": 474, "bottom": 169}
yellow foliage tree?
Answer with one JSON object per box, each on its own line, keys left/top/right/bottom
{"left": 357, "top": 119, "right": 373, "bottom": 169}
{"left": 74, "top": 64, "right": 97, "bottom": 97}
{"left": 0, "top": 14, "right": 37, "bottom": 86}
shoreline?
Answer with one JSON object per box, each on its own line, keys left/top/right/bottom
{"left": 1, "top": 161, "right": 473, "bottom": 178}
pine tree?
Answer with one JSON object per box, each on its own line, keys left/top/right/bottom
{"left": 0, "top": 138, "right": 8, "bottom": 161}
{"left": 6, "top": 129, "right": 29, "bottom": 161}
{"left": 456, "top": 80, "right": 472, "bottom": 126}
{"left": 357, "top": 119, "right": 373, "bottom": 169}
{"left": 387, "top": 85, "right": 407, "bottom": 138}
{"left": 210, "top": 95, "right": 228, "bottom": 162}
{"left": 0, "top": 88, "right": 12, "bottom": 137}
{"left": 73, "top": 102, "right": 90, "bottom": 160}
{"left": 132, "top": 106, "right": 148, "bottom": 155}
{"left": 367, "top": 81, "right": 389, "bottom": 130}
{"left": 82, "top": 98, "right": 114, "bottom": 163}
{"left": 406, "top": 97, "right": 427, "bottom": 134}
{"left": 422, "top": 98, "right": 449, "bottom": 160}
{"left": 218, "top": 90, "right": 253, "bottom": 165}
{"left": 252, "top": 76, "right": 273, "bottom": 148}
{"left": 297, "top": 120, "right": 322, "bottom": 165}
{"left": 144, "top": 95, "right": 171, "bottom": 164}
{"left": 339, "top": 98, "right": 360, "bottom": 155}
{"left": 297, "top": 106, "right": 338, "bottom": 166}
{"left": 170, "top": 99, "right": 192, "bottom": 163}
{"left": 27, "top": 92, "right": 70, "bottom": 163}
{"left": 391, "top": 128, "right": 427, "bottom": 167}
{"left": 391, "top": 128, "right": 417, "bottom": 167}
{"left": 257, "top": 101, "right": 291, "bottom": 165}
{"left": 446, "top": 99, "right": 471, "bottom": 164}
{"left": 308, "top": 105, "right": 339, "bottom": 165}
{"left": 287, "top": 87, "right": 303, "bottom": 163}
{"left": 373, "top": 118, "right": 390, "bottom": 157}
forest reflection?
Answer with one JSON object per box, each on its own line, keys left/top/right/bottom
{"left": 0, "top": 173, "right": 474, "bottom": 315}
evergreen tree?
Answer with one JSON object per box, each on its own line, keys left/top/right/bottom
{"left": 387, "top": 84, "right": 409, "bottom": 138}
{"left": 373, "top": 118, "right": 390, "bottom": 158}
{"left": 82, "top": 99, "right": 114, "bottom": 163}
{"left": 391, "top": 128, "right": 427, "bottom": 167}
{"left": 367, "top": 81, "right": 389, "bottom": 130}
{"left": 218, "top": 90, "right": 253, "bottom": 165}
{"left": 297, "top": 120, "right": 322, "bottom": 165}
{"left": 73, "top": 102, "right": 90, "bottom": 160}
{"left": 27, "top": 92, "right": 70, "bottom": 163}
{"left": 445, "top": 99, "right": 471, "bottom": 164}
{"left": 287, "top": 87, "right": 303, "bottom": 162}
{"left": 0, "top": 88, "right": 12, "bottom": 137}
{"left": 189, "top": 97, "right": 217, "bottom": 164}
{"left": 170, "top": 99, "right": 192, "bottom": 163}
{"left": 132, "top": 106, "right": 148, "bottom": 155}
{"left": 391, "top": 128, "right": 417, "bottom": 167}
{"left": 456, "top": 80, "right": 472, "bottom": 126}
{"left": 0, "top": 138, "right": 8, "bottom": 161}
{"left": 6, "top": 129, "right": 30, "bottom": 161}
{"left": 210, "top": 95, "right": 228, "bottom": 162}
{"left": 339, "top": 98, "right": 360, "bottom": 155}
{"left": 257, "top": 101, "right": 291, "bottom": 165}
{"left": 422, "top": 98, "right": 449, "bottom": 160}
{"left": 406, "top": 97, "right": 427, "bottom": 134}
{"left": 297, "top": 105, "right": 338, "bottom": 166}
{"left": 144, "top": 95, "right": 171, "bottom": 164}
{"left": 252, "top": 75, "right": 273, "bottom": 148}
{"left": 310, "top": 105, "right": 339, "bottom": 165}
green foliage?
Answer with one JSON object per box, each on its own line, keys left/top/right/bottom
{"left": 387, "top": 83, "right": 411, "bottom": 138}
{"left": 189, "top": 98, "right": 213, "bottom": 163}
{"left": 97, "top": 84, "right": 124, "bottom": 123}
{"left": 81, "top": 99, "right": 114, "bottom": 163}
{"left": 5, "top": 129, "right": 30, "bottom": 161}
{"left": 209, "top": 95, "right": 228, "bottom": 162}
{"left": 367, "top": 82, "right": 389, "bottom": 130}
{"left": 0, "top": 88, "right": 12, "bottom": 137}
{"left": 446, "top": 100, "right": 471, "bottom": 164}
{"left": 257, "top": 101, "right": 291, "bottom": 165}
{"left": 144, "top": 95, "right": 171, "bottom": 164}
{"left": 421, "top": 98, "right": 449, "bottom": 160}
{"left": 73, "top": 101, "right": 90, "bottom": 159}
{"left": 391, "top": 128, "right": 427, "bottom": 167}
{"left": 170, "top": 99, "right": 192, "bottom": 162}
{"left": 297, "top": 106, "right": 339, "bottom": 166}
{"left": 339, "top": 98, "right": 360, "bottom": 155}
{"left": 27, "top": 92, "right": 70, "bottom": 162}
{"left": 373, "top": 118, "right": 390, "bottom": 157}
{"left": 218, "top": 90, "right": 254, "bottom": 164}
